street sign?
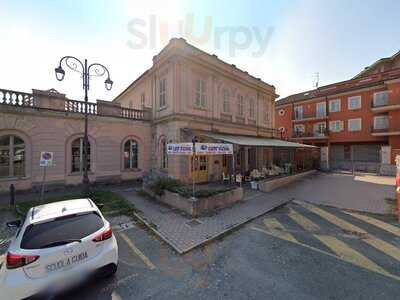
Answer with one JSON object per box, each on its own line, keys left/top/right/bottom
{"left": 195, "top": 143, "right": 233, "bottom": 155}
{"left": 167, "top": 143, "right": 193, "bottom": 155}
{"left": 40, "top": 151, "right": 54, "bottom": 167}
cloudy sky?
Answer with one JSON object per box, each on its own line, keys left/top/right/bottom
{"left": 1, "top": 0, "right": 400, "bottom": 102}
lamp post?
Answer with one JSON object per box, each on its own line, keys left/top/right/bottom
{"left": 55, "top": 56, "right": 113, "bottom": 195}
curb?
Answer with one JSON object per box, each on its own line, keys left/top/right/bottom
{"left": 134, "top": 198, "right": 292, "bottom": 255}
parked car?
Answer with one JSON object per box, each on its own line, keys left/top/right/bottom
{"left": 0, "top": 198, "right": 118, "bottom": 300}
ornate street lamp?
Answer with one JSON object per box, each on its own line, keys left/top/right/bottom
{"left": 55, "top": 56, "right": 113, "bottom": 195}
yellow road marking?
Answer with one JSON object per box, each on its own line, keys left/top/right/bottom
{"left": 298, "top": 202, "right": 367, "bottom": 234}
{"left": 119, "top": 232, "right": 156, "bottom": 270}
{"left": 263, "top": 218, "right": 297, "bottom": 243}
{"left": 344, "top": 211, "right": 400, "bottom": 237}
{"left": 314, "top": 235, "right": 390, "bottom": 276}
{"left": 363, "top": 238, "right": 400, "bottom": 262}
{"left": 299, "top": 202, "right": 400, "bottom": 263}
{"left": 252, "top": 226, "right": 400, "bottom": 282}
{"left": 288, "top": 208, "right": 320, "bottom": 232}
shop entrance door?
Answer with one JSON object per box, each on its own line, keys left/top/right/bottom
{"left": 193, "top": 156, "right": 208, "bottom": 183}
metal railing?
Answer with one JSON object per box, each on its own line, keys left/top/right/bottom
{"left": 292, "top": 129, "right": 328, "bottom": 138}
{"left": 293, "top": 112, "right": 327, "bottom": 121}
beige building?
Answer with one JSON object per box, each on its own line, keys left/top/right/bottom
{"left": 115, "top": 38, "right": 280, "bottom": 183}
{"left": 0, "top": 89, "right": 151, "bottom": 192}
{"left": 0, "top": 38, "right": 309, "bottom": 192}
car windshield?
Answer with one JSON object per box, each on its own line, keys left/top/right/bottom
{"left": 21, "top": 212, "right": 104, "bottom": 249}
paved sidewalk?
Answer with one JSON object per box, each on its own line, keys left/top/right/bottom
{"left": 271, "top": 172, "right": 396, "bottom": 214}
{"left": 114, "top": 187, "right": 289, "bottom": 254}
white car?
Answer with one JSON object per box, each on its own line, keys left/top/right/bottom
{"left": 0, "top": 198, "right": 118, "bottom": 300}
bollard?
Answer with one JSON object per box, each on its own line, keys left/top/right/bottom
{"left": 396, "top": 174, "right": 400, "bottom": 222}
{"left": 10, "top": 184, "right": 15, "bottom": 207}
{"left": 396, "top": 155, "right": 400, "bottom": 222}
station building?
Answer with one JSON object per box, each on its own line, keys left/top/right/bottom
{"left": 0, "top": 38, "right": 313, "bottom": 192}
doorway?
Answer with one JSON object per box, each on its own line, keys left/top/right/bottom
{"left": 193, "top": 155, "right": 208, "bottom": 183}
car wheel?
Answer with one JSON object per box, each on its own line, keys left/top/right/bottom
{"left": 97, "top": 263, "right": 118, "bottom": 278}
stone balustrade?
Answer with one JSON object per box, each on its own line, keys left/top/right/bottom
{"left": 0, "top": 88, "right": 150, "bottom": 121}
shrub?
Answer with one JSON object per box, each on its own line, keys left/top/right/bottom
{"left": 147, "top": 177, "right": 235, "bottom": 198}
{"left": 148, "top": 177, "right": 182, "bottom": 196}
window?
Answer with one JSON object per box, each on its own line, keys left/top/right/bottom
{"left": 129, "top": 100, "right": 133, "bottom": 109}
{"left": 0, "top": 135, "right": 25, "bottom": 178}
{"left": 329, "top": 120, "right": 343, "bottom": 132}
{"left": 314, "top": 122, "right": 326, "bottom": 135}
{"left": 278, "top": 109, "right": 285, "bottom": 116}
{"left": 237, "top": 95, "right": 244, "bottom": 116}
{"left": 348, "top": 96, "right": 361, "bottom": 110}
{"left": 264, "top": 102, "right": 270, "bottom": 123}
{"left": 161, "top": 139, "right": 168, "bottom": 169}
{"left": 21, "top": 212, "right": 104, "bottom": 249}
{"left": 348, "top": 118, "right": 362, "bottom": 132}
{"left": 374, "top": 115, "right": 389, "bottom": 130}
{"left": 71, "top": 137, "right": 91, "bottom": 173}
{"left": 329, "top": 99, "right": 341, "bottom": 112}
{"left": 294, "top": 106, "right": 303, "bottom": 120}
{"left": 249, "top": 98, "right": 255, "bottom": 119}
{"left": 124, "top": 139, "right": 138, "bottom": 169}
{"left": 159, "top": 78, "right": 167, "bottom": 108}
{"left": 195, "top": 79, "right": 206, "bottom": 108}
{"left": 373, "top": 91, "right": 389, "bottom": 107}
{"left": 316, "top": 102, "right": 326, "bottom": 118}
{"left": 141, "top": 93, "right": 145, "bottom": 108}
{"left": 223, "top": 89, "right": 230, "bottom": 113}
{"left": 294, "top": 124, "right": 305, "bottom": 133}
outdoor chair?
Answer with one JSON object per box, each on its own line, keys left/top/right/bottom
{"left": 222, "top": 172, "right": 230, "bottom": 184}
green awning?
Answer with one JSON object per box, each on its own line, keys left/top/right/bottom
{"left": 200, "top": 132, "right": 317, "bottom": 148}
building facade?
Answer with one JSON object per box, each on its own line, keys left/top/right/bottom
{"left": 0, "top": 38, "right": 289, "bottom": 192}
{"left": 0, "top": 89, "right": 152, "bottom": 192}
{"left": 275, "top": 51, "right": 400, "bottom": 175}
{"left": 115, "top": 38, "right": 280, "bottom": 183}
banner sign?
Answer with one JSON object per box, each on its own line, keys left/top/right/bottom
{"left": 195, "top": 143, "right": 233, "bottom": 155}
{"left": 40, "top": 151, "right": 54, "bottom": 167}
{"left": 167, "top": 143, "right": 193, "bottom": 155}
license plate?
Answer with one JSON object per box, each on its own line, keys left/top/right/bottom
{"left": 46, "top": 251, "right": 88, "bottom": 273}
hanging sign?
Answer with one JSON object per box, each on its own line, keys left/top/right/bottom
{"left": 195, "top": 143, "right": 233, "bottom": 155}
{"left": 167, "top": 143, "right": 193, "bottom": 155}
{"left": 40, "top": 151, "right": 54, "bottom": 167}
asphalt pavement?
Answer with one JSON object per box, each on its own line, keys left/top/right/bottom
{"left": 52, "top": 201, "right": 400, "bottom": 300}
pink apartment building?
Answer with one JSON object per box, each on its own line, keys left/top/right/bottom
{"left": 0, "top": 38, "right": 312, "bottom": 192}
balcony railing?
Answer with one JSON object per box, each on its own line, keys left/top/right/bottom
{"left": 292, "top": 129, "right": 328, "bottom": 139}
{"left": 371, "top": 97, "right": 400, "bottom": 109}
{"left": 0, "top": 88, "right": 150, "bottom": 121}
{"left": 293, "top": 112, "right": 327, "bottom": 121}
{"left": 370, "top": 125, "right": 390, "bottom": 133}
{"left": 0, "top": 89, "right": 35, "bottom": 107}
{"left": 65, "top": 99, "right": 97, "bottom": 115}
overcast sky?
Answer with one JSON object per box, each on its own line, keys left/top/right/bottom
{"left": 1, "top": 0, "right": 400, "bottom": 102}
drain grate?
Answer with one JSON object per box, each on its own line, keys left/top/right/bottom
{"left": 186, "top": 219, "right": 202, "bottom": 228}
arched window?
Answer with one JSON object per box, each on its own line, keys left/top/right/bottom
{"left": 124, "top": 139, "right": 138, "bottom": 169}
{"left": 71, "top": 137, "right": 91, "bottom": 173}
{"left": 0, "top": 135, "right": 25, "bottom": 178}
{"left": 161, "top": 139, "right": 168, "bottom": 169}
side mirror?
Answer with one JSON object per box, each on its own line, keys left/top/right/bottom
{"left": 7, "top": 220, "right": 21, "bottom": 228}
